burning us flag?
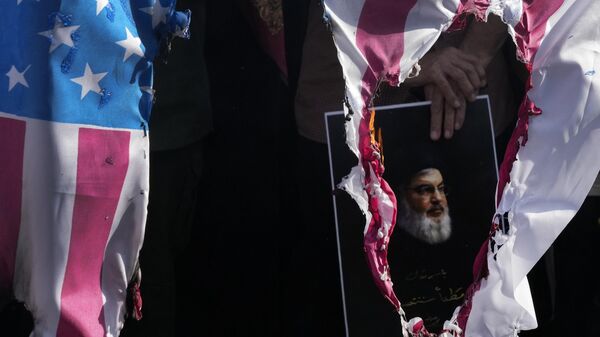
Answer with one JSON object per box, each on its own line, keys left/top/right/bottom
{"left": 323, "top": 0, "right": 600, "bottom": 336}
{"left": 0, "top": 1, "right": 189, "bottom": 336}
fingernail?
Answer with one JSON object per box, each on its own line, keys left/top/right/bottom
{"left": 471, "top": 94, "right": 477, "bottom": 101}
{"left": 445, "top": 130, "right": 452, "bottom": 139}
{"left": 431, "top": 130, "right": 439, "bottom": 140}
{"left": 455, "top": 122, "right": 461, "bottom": 129}
{"left": 453, "top": 100, "right": 460, "bottom": 108}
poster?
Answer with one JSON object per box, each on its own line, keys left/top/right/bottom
{"left": 326, "top": 96, "right": 498, "bottom": 336}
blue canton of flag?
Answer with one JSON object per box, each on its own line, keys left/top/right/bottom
{"left": 0, "top": 0, "right": 189, "bottom": 129}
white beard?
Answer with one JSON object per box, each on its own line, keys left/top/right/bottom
{"left": 397, "top": 198, "right": 452, "bottom": 245}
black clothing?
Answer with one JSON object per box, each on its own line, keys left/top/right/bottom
{"left": 121, "top": 2, "right": 211, "bottom": 336}
{"left": 121, "top": 141, "right": 205, "bottom": 337}
{"left": 150, "top": 0, "right": 212, "bottom": 151}
{"left": 198, "top": 1, "right": 295, "bottom": 336}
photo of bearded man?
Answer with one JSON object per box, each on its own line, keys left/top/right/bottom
{"left": 397, "top": 167, "right": 451, "bottom": 245}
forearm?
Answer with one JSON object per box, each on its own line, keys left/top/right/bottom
{"left": 460, "top": 14, "right": 508, "bottom": 67}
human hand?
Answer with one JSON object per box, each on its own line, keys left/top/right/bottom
{"left": 424, "top": 82, "right": 466, "bottom": 140}
{"left": 406, "top": 47, "right": 487, "bottom": 140}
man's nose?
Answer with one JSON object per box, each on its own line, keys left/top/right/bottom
{"left": 431, "top": 189, "right": 442, "bottom": 202}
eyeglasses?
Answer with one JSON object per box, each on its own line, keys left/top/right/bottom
{"left": 407, "top": 184, "right": 448, "bottom": 197}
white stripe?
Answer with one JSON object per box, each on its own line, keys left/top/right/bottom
{"left": 101, "top": 128, "right": 149, "bottom": 337}
{"left": 324, "top": 0, "right": 372, "bottom": 236}
{"left": 539, "top": 0, "right": 575, "bottom": 43}
{"left": 324, "top": 0, "right": 368, "bottom": 158}
{"left": 469, "top": 1, "right": 600, "bottom": 335}
{"left": 2, "top": 111, "right": 149, "bottom": 337}
{"left": 487, "top": 0, "right": 523, "bottom": 27}
{"left": 8, "top": 113, "right": 80, "bottom": 337}
{"left": 399, "top": 0, "right": 460, "bottom": 83}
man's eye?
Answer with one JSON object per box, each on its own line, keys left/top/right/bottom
{"left": 415, "top": 185, "right": 435, "bottom": 195}
{"left": 410, "top": 184, "right": 447, "bottom": 196}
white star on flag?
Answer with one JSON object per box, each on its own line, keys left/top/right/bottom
{"left": 70, "top": 63, "right": 107, "bottom": 99}
{"left": 140, "top": 0, "right": 170, "bottom": 29}
{"left": 116, "top": 27, "right": 144, "bottom": 61}
{"left": 96, "top": 0, "right": 110, "bottom": 15}
{"left": 6, "top": 65, "right": 31, "bottom": 92}
{"left": 38, "top": 20, "right": 80, "bottom": 53}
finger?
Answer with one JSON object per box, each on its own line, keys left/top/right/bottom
{"left": 443, "top": 99, "right": 456, "bottom": 139}
{"left": 446, "top": 67, "right": 475, "bottom": 100}
{"left": 455, "top": 99, "right": 466, "bottom": 130}
{"left": 432, "top": 74, "right": 461, "bottom": 109}
{"left": 427, "top": 86, "right": 444, "bottom": 141}
{"left": 453, "top": 59, "right": 482, "bottom": 93}
{"left": 456, "top": 51, "right": 486, "bottom": 83}
{"left": 474, "top": 61, "right": 486, "bottom": 86}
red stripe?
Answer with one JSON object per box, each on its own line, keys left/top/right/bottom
{"left": 514, "top": 0, "right": 566, "bottom": 64}
{"left": 450, "top": 0, "right": 491, "bottom": 31}
{"left": 356, "top": 0, "right": 418, "bottom": 89}
{"left": 57, "top": 128, "right": 130, "bottom": 337}
{"left": 0, "top": 117, "right": 26, "bottom": 297}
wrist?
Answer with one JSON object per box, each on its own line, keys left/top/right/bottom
{"left": 459, "top": 14, "right": 507, "bottom": 68}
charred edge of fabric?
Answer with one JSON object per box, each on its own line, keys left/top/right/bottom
{"left": 322, "top": 9, "right": 354, "bottom": 126}
{"left": 172, "top": 9, "right": 192, "bottom": 39}
{"left": 320, "top": 0, "right": 331, "bottom": 31}
{"left": 372, "top": 78, "right": 385, "bottom": 106}
{"left": 159, "top": 8, "right": 192, "bottom": 64}
{"left": 141, "top": 121, "right": 147, "bottom": 137}
{"left": 498, "top": 212, "right": 510, "bottom": 235}
{"left": 497, "top": 62, "right": 539, "bottom": 202}
{"left": 125, "top": 262, "right": 143, "bottom": 321}
{"left": 157, "top": 4, "right": 176, "bottom": 64}
{"left": 344, "top": 95, "right": 354, "bottom": 115}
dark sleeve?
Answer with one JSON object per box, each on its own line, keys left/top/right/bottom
{"left": 149, "top": 0, "right": 213, "bottom": 151}
{"left": 282, "top": 0, "right": 311, "bottom": 97}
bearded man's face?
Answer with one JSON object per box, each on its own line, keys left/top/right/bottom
{"left": 397, "top": 168, "right": 451, "bottom": 244}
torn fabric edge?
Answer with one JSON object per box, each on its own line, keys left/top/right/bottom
{"left": 0, "top": 1, "right": 192, "bottom": 336}
{"left": 323, "top": 0, "right": 600, "bottom": 336}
